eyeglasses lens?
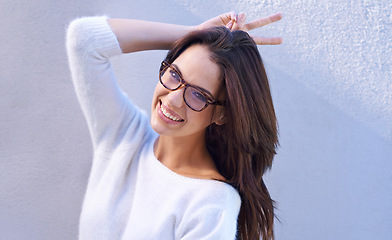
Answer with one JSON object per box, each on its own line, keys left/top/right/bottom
{"left": 184, "top": 86, "right": 207, "bottom": 111}
{"left": 160, "top": 66, "right": 207, "bottom": 111}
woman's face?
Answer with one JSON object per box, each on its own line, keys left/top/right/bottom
{"left": 151, "top": 44, "right": 223, "bottom": 139}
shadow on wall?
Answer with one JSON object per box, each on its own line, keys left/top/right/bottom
{"left": 266, "top": 65, "right": 392, "bottom": 240}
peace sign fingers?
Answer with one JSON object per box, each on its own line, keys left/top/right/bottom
{"left": 245, "top": 13, "right": 282, "bottom": 31}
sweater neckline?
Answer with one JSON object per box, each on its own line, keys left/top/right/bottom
{"left": 147, "top": 136, "right": 229, "bottom": 185}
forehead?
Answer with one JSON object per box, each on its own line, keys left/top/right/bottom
{"left": 172, "top": 45, "right": 221, "bottom": 96}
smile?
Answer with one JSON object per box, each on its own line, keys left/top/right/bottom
{"left": 160, "top": 101, "right": 184, "bottom": 122}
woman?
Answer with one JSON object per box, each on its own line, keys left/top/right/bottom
{"left": 66, "top": 11, "right": 282, "bottom": 240}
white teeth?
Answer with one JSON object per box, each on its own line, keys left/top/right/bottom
{"left": 160, "top": 104, "right": 182, "bottom": 122}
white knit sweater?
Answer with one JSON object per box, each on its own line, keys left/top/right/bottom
{"left": 66, "top": 16, "right": 241, "bottom": 240}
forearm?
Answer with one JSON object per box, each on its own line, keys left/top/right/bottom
{"left": 107, "top": 19, "right": 195, "bottom": 53}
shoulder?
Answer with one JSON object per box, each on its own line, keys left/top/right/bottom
{"left": 183, "top": 180, "right": 241, "bottom": 220}
{"left": 202, "top": 181, "right": 240, "bottom": 201}
{"left": 176, "top": 182, "right": 241, "bottom": 239}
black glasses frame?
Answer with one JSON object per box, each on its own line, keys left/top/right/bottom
{"left": 159, "top": 61, "right": 225, "bottom": 112}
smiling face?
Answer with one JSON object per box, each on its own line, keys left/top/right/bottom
{"left": 151, "top": 44, "right": 224, "bottom": 139}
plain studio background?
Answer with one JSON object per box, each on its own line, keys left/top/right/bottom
{"left": 1, "top": 0, "right": 391, "bottom": 239}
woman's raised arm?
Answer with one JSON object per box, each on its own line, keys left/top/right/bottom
{"left": 107, "top": 19, "right": 194, "bottom": 53}
{"left": 108, "top": 12, "right": 282, "bottom": 53}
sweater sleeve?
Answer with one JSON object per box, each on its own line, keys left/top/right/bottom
{"left": 66, "top": 16, "right": 140, "bottom": 149}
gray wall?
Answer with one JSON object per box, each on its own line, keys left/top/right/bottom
{"left": 1, "top": 0, "right": 391, "bottom": 239}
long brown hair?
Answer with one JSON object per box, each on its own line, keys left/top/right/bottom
{"left": 164, "top": 26, "right": 279, "bottom": 240}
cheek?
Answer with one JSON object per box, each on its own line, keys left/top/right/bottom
{"left": 188, "top": 108, "right": 214, "bottom": 127}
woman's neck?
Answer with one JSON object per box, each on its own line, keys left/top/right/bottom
{"left": 154, "top": 132, "right": 220, "bottom": 179}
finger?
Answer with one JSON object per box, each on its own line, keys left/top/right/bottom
{"left": 252, "top": 36, "right": 283, "bottom": 45}
{"left": 217, "top": 11, "right": 236, "bottom": 25}
{"left": 231, "top": 11, "right": 239, "bottom": 22}
{"left": 219, "top": 11, "right": 238, "bottom": 27}
{"left": 226, "top": 19, "right": 234, "bottom": 30}
{"left": 245, "top": 12, "right": 282, "bottom": 31}
{"left": 231, "top": 13, "right": 246, "bottom": 30}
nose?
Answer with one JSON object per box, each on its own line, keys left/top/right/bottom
{"left": 166, "top": 87, "right": 185, "bottom": 108}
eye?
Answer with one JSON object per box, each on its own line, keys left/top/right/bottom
{"left": 190, "top": 89, "right": 207, "bottom": 102}
{"left": 169, "top": 69, "right": 181, "bottom": 83}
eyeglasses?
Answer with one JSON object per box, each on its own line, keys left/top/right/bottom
{"left": 159, "top": 61, "right": 225, "bottom": 112}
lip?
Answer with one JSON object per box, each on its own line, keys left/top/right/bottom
{"left": 157, "top": 100, "right": 184, "bottom": 125}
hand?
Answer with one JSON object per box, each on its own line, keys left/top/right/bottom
{"left": 196, "top": 12, "right": 283, "bottom": 45}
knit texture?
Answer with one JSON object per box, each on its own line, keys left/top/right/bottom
{"left": 66, "top": 16, "right": 241, "bottom": 240}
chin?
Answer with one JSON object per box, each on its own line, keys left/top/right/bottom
{"left": 150, "top": 109, "right": 174, "bottom": 136}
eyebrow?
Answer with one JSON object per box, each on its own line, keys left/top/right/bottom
{"left": 171, "top": 63, "right": 214, "bottom": 97}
